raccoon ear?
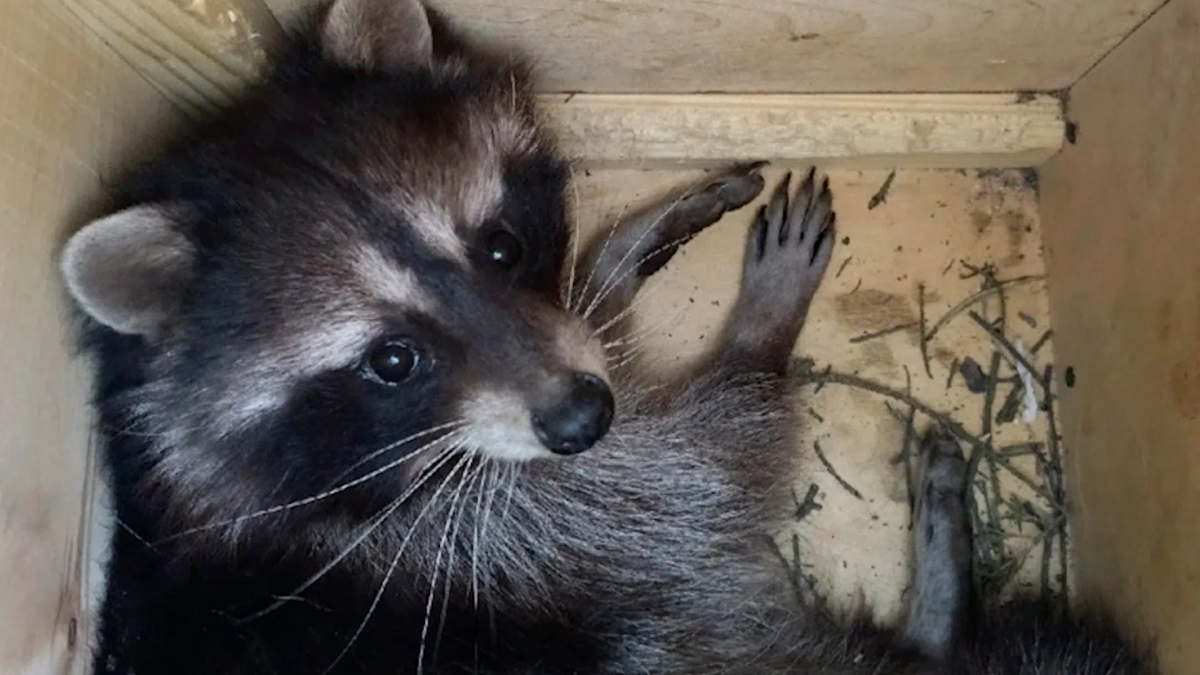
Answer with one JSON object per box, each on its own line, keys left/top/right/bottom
{"left": 60, "top": 205, "right": 194, "bottom": 337}
{"left": 320, "top": 0, "right": 434, "bottom": 74}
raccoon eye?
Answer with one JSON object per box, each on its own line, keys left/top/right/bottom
{"left": 484, "top": 229, "right": 524, "bottom": 270}
{"left": 363, "top": 340, "right": 418, "bottom": 385}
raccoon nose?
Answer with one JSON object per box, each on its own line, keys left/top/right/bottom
{"left": 531, "top": 373, "right": 615, "bottom": 456}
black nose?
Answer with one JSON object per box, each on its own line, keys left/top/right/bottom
{"left": 531, "top": 372, "right": 614, "bottom": 456}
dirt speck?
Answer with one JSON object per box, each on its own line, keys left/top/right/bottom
{"left": 910, "top": 120, "right": 937, "bottom": 150}
{"left": 1170, "top": 361, "right": 1200, "bottom": 420}
{"left": 932, "top": 346, "right": 956, "bottom": 366}
{"left": 835, "top": 288, "right": 915, "bottom": 332}
{"left": 857, "top": 341, "right": 897, "bottom": 370}
{"left": 968, "top": 170, "right": 1040, "bottom": 265}
{"left": 1000, "top": 212, "right": 1031, "bottom": 264}
{"left": 970, "top": 209, "right": 993, "bottom": 234}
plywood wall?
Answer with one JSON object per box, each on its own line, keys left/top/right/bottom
{"left": 265, "top": 0, "right": 1162, "bottom": 94}
{"left": 0, "top": 4, "right": 181, "bottom": 674}
{"left": 1040, "top": 0, "right": 1200, "bottom": 672}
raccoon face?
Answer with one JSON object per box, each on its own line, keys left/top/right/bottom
{"left": 60, "top": 0, "right": 611, "bottom": 529}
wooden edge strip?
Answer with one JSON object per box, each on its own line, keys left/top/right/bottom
{"left": 63, "top": 0, "right": 1065, "bottom": 168}
{"left": 543, "top": 93, "right": 1065, "bottom": 169}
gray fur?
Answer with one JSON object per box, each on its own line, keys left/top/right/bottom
{"left": 902, "top": 431, "right": 973, "bottom": 660}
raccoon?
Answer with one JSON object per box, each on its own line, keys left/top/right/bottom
{"left": 59, "top": 0, "right": 1158, "bottom": 674}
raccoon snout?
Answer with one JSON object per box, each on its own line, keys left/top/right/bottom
{"left": 531, "top": 372, "right": 614, "bottom": 455}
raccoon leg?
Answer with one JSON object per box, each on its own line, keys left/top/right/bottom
{"left": 706, "top": 168, "right": 836, "bottom": 374}
{"left": 572, "top": 162, "right": 766, "bottom": 342}
{"left": 901, "top": 428, "right": 974, "bottom": 661}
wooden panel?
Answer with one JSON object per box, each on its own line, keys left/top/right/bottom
{"left": 60, "top": 0, "right": 1068, "bottom": 169}
{"left": 0, "top": 3, "right": 183, "bottom": 675}
{"left": 62, "top": 0, "right": 283, "bottom": 118}
{"left": 266, "top": 0, "right": 1160, "bottom": 94}
{"left": 1040, "top": 0, "right": 1200, "bottom": 672}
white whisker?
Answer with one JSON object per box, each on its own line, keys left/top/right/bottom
{"left": 590, "top": 242, "right": 697, "bottom": 340}
{"left": 418, "top": 453, "right": 485, "bottom": 674}
{"left": 432, "top": 455, "right": 487, "bottom": 666}
{"left": 324, "top": 420, "right": 467, "bottom": 489}
{"left": 470, "top": 461, "right": 493, "bottom": 614}
{"left": 235, "top": 443, "right": 463, "bottom": 623}
{"left": 582, "top": 222, "right": 705, "bottom": 326}
{"left": 580, "top": 190, "right": 693, "bottom": 322}
{"left": 572, "top": 199, "right": 630, "bottom": 313}
{"left": 161, "top": 423, "right": 464, "bottom": 541}
{"left": 323, "top": 450, "right": 474, "bottom": 675}
{"left": 564, "top": 165, "right": 582, "bottom": 307}
{"left": 472, "top": 462, "right": 502, "bottom": 670}
{"left": 500, "top": 462, "right": 520, "bottom": 524}
{"left": 608, "top": 345, "right": 650, "bottom": 372}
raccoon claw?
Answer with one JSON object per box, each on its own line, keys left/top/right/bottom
{"left": 635, "top": 162, "right": 767, "bottom": 278}
{"left": 748, "top": 167, "right": 836, "bottom": 273}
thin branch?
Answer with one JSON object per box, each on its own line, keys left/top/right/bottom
{"left": 924, "top": 276, "right": 1044, "bottom": 342}
{"left": 812, "top": 440, "right": 863, "bottom": 500}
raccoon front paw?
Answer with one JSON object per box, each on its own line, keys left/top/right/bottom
{"left": 717, "top": 168, "right": 836, "bottom": 372}
{"left": 576, "top": 161, "right": 766, "bottom": 338}
{"left": 635, "top": 161, "right": 768, "bottom": 278}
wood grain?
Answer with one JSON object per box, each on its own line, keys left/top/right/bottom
{"left": 546, "top": 93, "right": 1064, "bottom": 169}
{"left": 1040, "top": 0, "right": 1200, "bottom": 672}
{"left": 0, "top": 4, "right": 183, "bottom": 675}
{"left": 52, "top": 3, "right": 1071, "bottom": 169}
{"left": 265, "top": 0, "right": 1161, "bottom": 94}
{"left": 62, "top": 0, "right": 283, "bottom": 118}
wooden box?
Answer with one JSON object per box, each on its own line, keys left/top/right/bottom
{"left": 1, "top": 1, "right": 1194, "bottom": 673}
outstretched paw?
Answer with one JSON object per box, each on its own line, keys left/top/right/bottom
{"left": 717, "top": 168, "right": 837, "bottom": 372}
{"left": 635, "top": 161, "right": 768, "bottom": 277}
{"left": 575, "top": 161, "right": 766, "bottom": 336}
{"left": 744, "top": 167, "right": 836, "bottom": 294}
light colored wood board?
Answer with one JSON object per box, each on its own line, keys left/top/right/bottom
{"left": 573, "top": 167, "right": 1056, "bottom": 623}
{"left": 62, "top": 1, "right": 1066, "bottom": 167}
{"left": 0, "top": 3, "right": 183, "bottom": 675}
{"left": 62, "top": 0, "right": 283, "bottom": 118}
{"left": 1040, "top": 0, "right": 1200, "bottom": 671}
{"left": 267, "top": 0, "right": 1160, "bottom": 94}
{"left": 547, "top": 94, "right": 1064, "bottom": 169}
